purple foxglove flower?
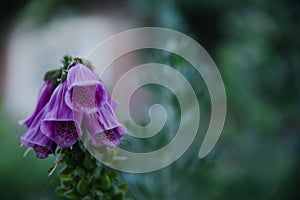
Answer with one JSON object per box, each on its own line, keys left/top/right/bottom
{"left": 84, "top": 102, "right": 126, "bottom": 147}
{"left": 41, "top": 80, "right": 83, "bottom": 148}
{"left": 21, "top": 106, "right": 56, "bottom": 159}
{"left": 108, "top": 92, "right": 118, "bottom": 110}
{"left": 65, "top": 62, "right": 108, "bottom": 113}
{"left": 19, "top": 80, "right": 54, "bottom": 127}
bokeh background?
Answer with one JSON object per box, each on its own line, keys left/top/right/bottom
{"left": 0, "top": 0, "right": 299, "bottom": 199}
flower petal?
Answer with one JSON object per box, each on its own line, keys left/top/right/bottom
{"left": 84, "top": 102, "right": 126, "bottom": 147}
{"left": 19, "top": 80, "right": 54, "bottom": 127}
{"left": 20, "top": 106, "right": 56, "bottom": 159}
{"left": 65, "top": 62, "right": 108, "bottom": 113}
{"left": 91, "top": 127, "right": 126, "bottom": 147}
{"left": 41, "top": 81, "right": 83, "bottom": 148}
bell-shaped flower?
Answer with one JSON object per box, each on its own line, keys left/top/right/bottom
{"left": 19, "top": 80, "right": 54, "bottom": 127}
{"left": 65, "top": 62, "right": 108, "bottom": 114}
{"left": 21, "top": 106, "right": 57, "bottom": 159}
{"left": 84, "top": 102, "right": 126, "bottom": 147}
{"left": 41, "top": 80, "right": 83, "bottom": 148}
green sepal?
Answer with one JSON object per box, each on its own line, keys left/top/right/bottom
{"left": 62, "top": 55, "right": 73, "bottom": 70}
{"left": 61, "top": 70, "right": 68, "bottom": 82}
{"left": 73, "top": 57, "right": 83, "bottom": 64}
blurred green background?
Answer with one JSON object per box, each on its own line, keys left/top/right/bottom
{"left": 0, "top": 0, "right": 299, "bottom": 199}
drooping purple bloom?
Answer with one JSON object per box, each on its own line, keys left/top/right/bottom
{"left": 84, "top": 102, "right": 126, "bottom": 147}
{"left": 20, "top": 58, "right": 126, "bottom": 157}
{"left": 41, "top": 80, "right": 83, "bottom": 148}
{"left": 107, "top": 92, "right": 118, "bottom": 110}
{"left": 21, "top": 106, "right": 56, "bottom": 159}
{"left": 19, "top": 80, "right": 54, "bottom": 127}
{"left": 65, "top": 62, "right": 108, "bottom": 113}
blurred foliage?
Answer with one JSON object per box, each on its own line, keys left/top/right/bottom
{"left": 0, "top": 101, "right": 60, "bottom": 200}
{"left": 1, "top": 0, "right": 300, "bottom": 199}
{"left": 122, "top": 0, "right": 300, "bottom": 199}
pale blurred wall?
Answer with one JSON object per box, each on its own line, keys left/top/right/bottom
{"left": 4, "top": 12, "right": 138, "bottom": 120}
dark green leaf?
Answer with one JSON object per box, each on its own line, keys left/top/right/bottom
{"left": 111, "top": 192, "right": 124, "bottom": 200}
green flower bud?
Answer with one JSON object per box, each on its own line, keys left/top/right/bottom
{"left": 77, "top": 179, "right": 88, "bottom": 196}
{"left": 83, "top": 154, "right": 95, "bottom": 171}
{"left": 64, "top": 188, "right": 78, "bottom": 199}
{"left": 59, "top": 174, "right": 73, "bottom": 188}
{"left": 99, "top": 175, "right": 112, "bottom": 191}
